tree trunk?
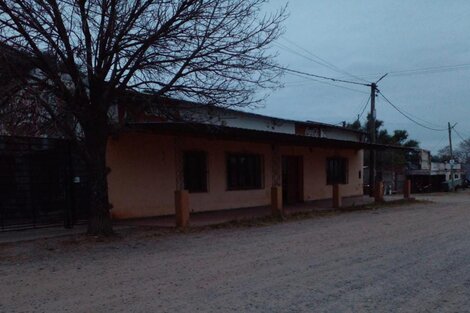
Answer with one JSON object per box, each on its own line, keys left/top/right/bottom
{"left": 84, "top": 128, "right": 114, "bottom": 236}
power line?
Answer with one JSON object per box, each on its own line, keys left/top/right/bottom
{"left": 337, "top": 63, "right": 470, "bottom": 80}
{"left": 453, "top": 127, "right": 470, "bottom": 143}
{"left": 389, "top": 63, "right": 470, "bottom": 76}
{"left": 378, "top": 92, "right": 448, "bottom": 132}
{"left": 455, "top": 127, "right": 470, "bottom": 138}
{"left": 283, "top": 79, "right": 315, "bottom": 87}
{"left": 273, "top": 42, "right": 328, "bottom": 68}
{"left": 357, "top": 95, "right": 371, "bottom": 121}
{"left": 284, "top": 71, "right": 369, "bottom": 94}
{"left": 278, "top": 65, "right": 370, "bottom": 87}
{"left": 277, "top": 39, "right": 333, "bottom": 68}
{"left": 378, "top": 99, "right": 444, "bottom": 129}
{"left": 241, "top": 49, "right": 371, "bottom": 87}
{"left": 432, "top": 134, "right": 450, "bottom": 151}
{"left": 278, "top": 38, "right": 369, "bottom": 83}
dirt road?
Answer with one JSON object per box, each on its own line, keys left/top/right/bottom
{"left": 1, "top": 191, "right": 470, "bottom": 312}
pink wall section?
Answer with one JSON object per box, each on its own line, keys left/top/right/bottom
{"left": 107, "top": 132, "right": 364, "bottom": 219}
{"left": 280, "top": 146, "right": 363, "bottom": 202}
{"left": 107, "top": 133, "right": 176, "bottom": 218}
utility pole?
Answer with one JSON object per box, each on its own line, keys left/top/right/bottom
{"left": 367, "top": 74, "right": 388, "bottom": 197}
{"left": 369, "top": 83, "right": 377, "bottom": 196}
{"left": 448, "top": 122, "right": 455, "bottom": 191}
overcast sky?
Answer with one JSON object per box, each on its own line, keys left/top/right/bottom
{"left": 254, "top": 1, "right": 470, "bottom": 153}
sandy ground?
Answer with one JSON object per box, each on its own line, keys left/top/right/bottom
{"left": 1, "top": 191, "right": 470, "bottom": 313}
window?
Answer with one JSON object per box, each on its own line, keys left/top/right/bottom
{"left": 327, "top": 157, "right": 348, "bottom": 185}
{"left": 227, "top": 153, "right": 263, "bottom": 190}
{"left": 183, "top": 151, "right": 207, "bottom": 192}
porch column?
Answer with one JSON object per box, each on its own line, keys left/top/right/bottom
{"left": 374, "top": 181, "right": 384, "bottom": 203}
{"left": 271, "top": 144, "right": 283, "bottom": 216}
{"left": 332, "top": 184, "right": 342, "bottom": 208}
{"left": 174, "top": 136, "right": 190, "bottom": 228}
{"left": 404, "top": 179, "right": 411, "bottom": 199}
{"left": 175, "top": 190, "right": 189, "bottom": 228}
{"left": 271, "top": 186, "right": 283, "bottom": 216}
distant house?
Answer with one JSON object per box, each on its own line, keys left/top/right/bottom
{"left": 407, "top": 149, "right": 466, "bottom": 192}
{"left": 106, "top": 99, "right": 376, "bottom": 220}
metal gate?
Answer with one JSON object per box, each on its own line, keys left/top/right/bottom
{"left": 0, "top": 136, "right": 89, "bottom": 231}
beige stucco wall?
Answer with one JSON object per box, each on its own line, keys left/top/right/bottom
{"left": 279, "top": 146, "right": 363, "bottom": 202}
{"left": 106, "top": 133, "right": 176, "bottom": 218}
{"left": 107, "top": 132, "right": 364, "bottom": 219}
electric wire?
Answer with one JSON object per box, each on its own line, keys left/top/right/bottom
{"left": 237, "top": 50, "right": 371, "bottom": 87}
{"left": 285, "top": 71, "right": 369, "bottom": 94}
{"left": 379, "top": 100, "right": 445, "bottom": 129}
{"left": 357, "top": 95, "right": 371, "bottom": 121}
{"left": 282, "top": 79, "right": 315, "bottom": 87}
{"left": 378, "top": 92, "right": 448, "bottom": 132}
{"left": 432, "top": 135, "right": 450, "bottom": 151}
{"left": 245, "top": 49, "right": 372, "bottom": 88}
{"left": 389, "top": 63, "right": 470, "bottom": 76}
{"left": 337, "top": 63, "right": 470, "bottom": 80}
{"left": 273, "top": 42, "right": 326, "bottom": 68}
{"left": 453, "top": 127, "right": 470, "bottom": 144}
{"left": 278, "top": 38, "right": 369, "bottom": 83}
{"left": 455, "top": 127, "right": 470, "bottom": 138}
{"left": 269, "top": 42, "right": 468, "bottom": 143}
{"left": 278, "top": 65, "right": 370, "bottom": 87}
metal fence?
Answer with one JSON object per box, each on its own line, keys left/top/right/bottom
{"left": 0, "top": 136, "right": 89, "bottom": 231}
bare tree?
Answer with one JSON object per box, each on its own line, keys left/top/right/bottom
{"left": 435, "top": 141, "right": 470, "bottom": 164}
{"left": 0, "top": 46, "right": 61, "bottom": 136}
{"left": 0, "top": 0, "right": 286, "bottom": 235}
{"left": 458, "top": 138, "right": 470, "bottom": 164}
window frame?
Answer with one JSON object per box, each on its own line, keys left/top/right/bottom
{"left": 183, "top": 150, "right": 208, "bottom": 193}
{"left": 226, "top": 152, "right": 264, "bottom": 191}
{"left": 326, "top": 157, "right": 349, "bottom": 185}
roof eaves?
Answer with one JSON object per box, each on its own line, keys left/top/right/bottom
{"left": 125, "top": 122, "right": 410, "bottom": 151}
{"left": 148, "top": 97, "right": 367, "bottom": 136}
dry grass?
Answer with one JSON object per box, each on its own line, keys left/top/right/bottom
{"left": 203, "top": 198, "right": 428, "bottom": 230}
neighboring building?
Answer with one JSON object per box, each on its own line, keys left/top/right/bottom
{"left": 432, "top": 162, "right": 463, "bottom": 182}
{"left": 363, "top": 149, "right": 420, "bottom": 195}
{"left": 407, "top": 149, "right": 466, "bottom": 192}
{"left": 106, "top": 99, "right": 374, "bottom": 219}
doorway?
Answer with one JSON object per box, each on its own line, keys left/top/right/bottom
{"left": 282, "top": 156, "right": 304, "bottom": 205}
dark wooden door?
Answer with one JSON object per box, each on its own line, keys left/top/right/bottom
{"left": 282, "top": 156, "right": 303, "bottom": 205}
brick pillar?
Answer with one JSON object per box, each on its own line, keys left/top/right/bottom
{"left": 374, "top": 181, "right": 384, "bottom": 203}
{"left": 271, "top": 186, "right": 283, "bottom": 216}
{"left": 332, "top": 184, "right": 342, "bottom": 208}
{"left": 404, "top": 179, "right": 411, "bottom": 199}
{"left": 175, "top": 190, "right": 189, "bottom": 228}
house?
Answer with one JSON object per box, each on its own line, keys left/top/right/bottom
{"left": 106, "top": 99, "right": 382, "bottom": 221}
{"left": 407, "top": 149, "right": 466, "bottom": 192}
